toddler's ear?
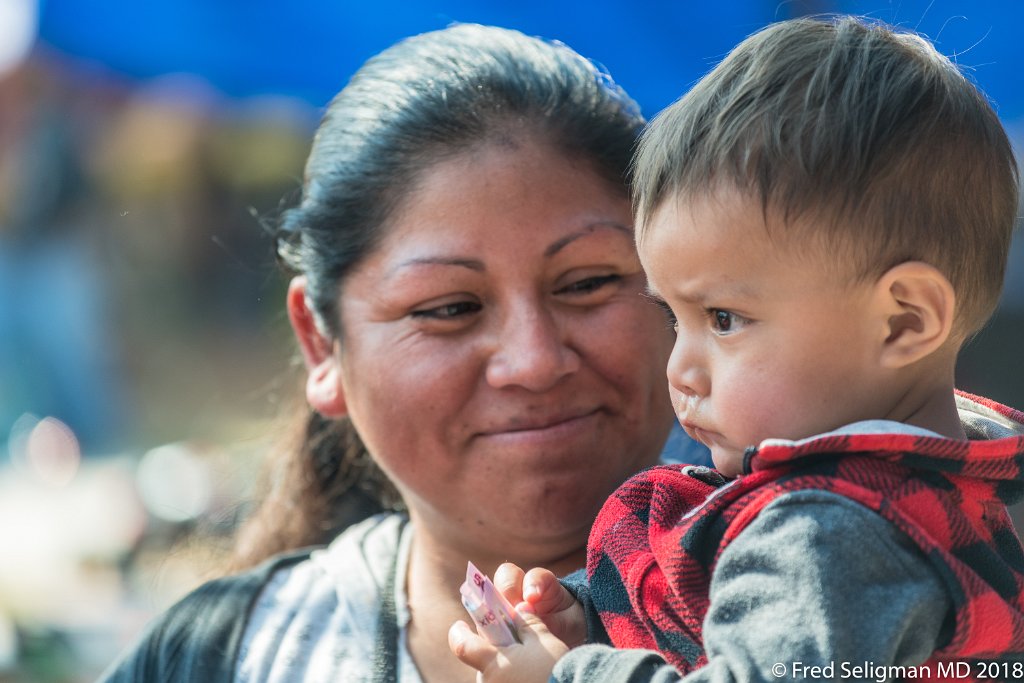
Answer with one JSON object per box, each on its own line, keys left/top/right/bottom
{"left": 286, "top": 276, "right": 348, "bottom": 417}
{"left": 875, "top": 262, "right": 955, "bottom": 369}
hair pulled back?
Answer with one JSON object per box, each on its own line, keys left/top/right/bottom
{"left": 232, "top": 24, "right": 644, "bottom": 569}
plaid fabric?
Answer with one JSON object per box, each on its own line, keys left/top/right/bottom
{"left": 587, "top": 392, "right": 1024, "bottom": 676}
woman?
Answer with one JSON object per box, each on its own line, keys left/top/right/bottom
{"left": 100, "top": 23, "right": 708, "bottom": 683}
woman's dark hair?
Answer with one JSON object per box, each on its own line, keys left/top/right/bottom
{"left": 231, "top": 23, "right": 645, "bottom": 569}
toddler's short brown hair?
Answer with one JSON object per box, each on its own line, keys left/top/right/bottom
{"left": 635, "top": 16, "right": 1019, "bottom": 335}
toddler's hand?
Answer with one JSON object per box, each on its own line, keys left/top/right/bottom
{"left": 521, "top": 566, "right": 587, "bottom": 647}
{"left": 449, "top": 602, "right": 568, "bottom": 683}
{"left": 492, "top": 563, "right": 586, "bottom": 647}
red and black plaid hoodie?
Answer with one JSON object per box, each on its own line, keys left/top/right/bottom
{"left": 586, "top": 392, "right": 1024, "bottom": 676}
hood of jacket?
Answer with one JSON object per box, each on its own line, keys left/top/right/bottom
{"left": 744, "top": 391, "right": 1024, "bottom": 506}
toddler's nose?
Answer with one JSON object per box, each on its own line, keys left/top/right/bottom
{"left": 667, "top": 334, "right": 709, "bottom": 398}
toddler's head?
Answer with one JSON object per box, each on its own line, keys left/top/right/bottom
{"left": 634, "top": 16, "right": 1019, "bottom": 474}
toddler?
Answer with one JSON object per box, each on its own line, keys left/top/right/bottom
{"left": 450, "top": 15, "right": 1024, "bottom": 683}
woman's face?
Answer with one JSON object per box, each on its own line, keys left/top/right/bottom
{"left": 321, "top": 136, "right": 674, "bottom": 562}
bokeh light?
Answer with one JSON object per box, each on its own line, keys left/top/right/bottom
{"left": 0, "top": 0, "right": 36, "bottom": 77}
{"left": 135, "top": 442, "right": 213, "bottom": 522}
{"left": 8, "top": 414, "right": 81, "bottom": 488}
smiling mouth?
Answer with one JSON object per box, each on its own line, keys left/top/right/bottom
{"left": 481, "top": 409, "right": 600, "bottom": 438}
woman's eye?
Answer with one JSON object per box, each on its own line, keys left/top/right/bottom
{"left": 708, "top": 309, "right": 747, "bottom": 334}
{"left": 559, "top": 274, "right": 621, "bottom": 295}
{"left": 411, "top": 301, "right": 481, "bottom": 319}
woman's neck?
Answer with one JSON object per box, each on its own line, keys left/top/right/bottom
{"left": 404, "top": 534, "right": 478, "bottom": 683}
{"left": 403, "top": 520, "right": 587, "bottom": 682}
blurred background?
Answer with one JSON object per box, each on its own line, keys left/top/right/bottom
{"left": 1, "top": 0, "right": 1021, "bottom": 680}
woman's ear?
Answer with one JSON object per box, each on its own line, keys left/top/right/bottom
{"left": 286, "top": 276, "right": 348, "bottom": 417}
{"left": 874, "top": 261, "right": 956, "bottom": 369}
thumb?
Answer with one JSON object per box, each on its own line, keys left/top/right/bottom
{"left": 511, "top": 602, "right": 571, "bottom": 665}
{"left": 448, "top": 620, "right": 497, "bottom": 673}
{"left": 512, "top": 602, "right": 556, "bottom": 643}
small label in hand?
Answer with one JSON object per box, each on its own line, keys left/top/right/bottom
{"left": 459, "top": 561, "right": 520, "bottom": 646}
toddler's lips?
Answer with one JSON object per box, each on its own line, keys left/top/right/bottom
{"left": 680, "top": 420, "right": 720, "bottom": 447}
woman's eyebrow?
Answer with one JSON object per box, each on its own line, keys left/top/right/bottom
{"left": 394, "top": 256, "right": 485, "bottom": 273}
{"left": 389, "top": 222, "right": 631, "bottom": 274}
{"left": 544, "top": 222, "right": 632, "bottom": 257}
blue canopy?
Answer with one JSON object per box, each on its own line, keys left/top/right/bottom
{"left": 35, "top": 0, "right": 1024, "bottom": 121}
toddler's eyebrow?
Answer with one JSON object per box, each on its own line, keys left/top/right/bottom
{"left": 643, "top": 282, "right": 760, "bottom": 306}
{"left": 644, "top": 283, "right": 703, "bottom": 305}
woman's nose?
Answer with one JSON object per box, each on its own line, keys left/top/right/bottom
{"left": 485, "top": 305, "right": 580, "bottom": 392}
{"left": 666, "top": 332, "right": 709, "bottom": 398}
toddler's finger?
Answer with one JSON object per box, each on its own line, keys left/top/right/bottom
{"left": 493, "top": 562, "right": 526, "bottom": 605}
{"left": 523, "top": 567, "right": 573, "bottom": 612}
{"left": 511, "top": 603, "right": 570, "bottom": 654}
{"left": 448, "top": 620, "right": 498, "bottom": 673}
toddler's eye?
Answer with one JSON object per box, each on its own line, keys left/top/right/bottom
{"left": 708, "top": 309, "right": 748, "bottom": 334}
{"left": 713, "top": 310, "right": 733, "bottom": 332}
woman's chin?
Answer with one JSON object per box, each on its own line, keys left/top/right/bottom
{"left": 479, "top": 483, "right": 605, "bottom": 541}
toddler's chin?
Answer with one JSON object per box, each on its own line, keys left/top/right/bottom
{"left": 710, "top": 447, "right": 744, "bottom": 478}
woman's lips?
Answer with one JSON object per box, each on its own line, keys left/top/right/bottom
{"left": 478, "top": 409, "right": 601, "bottom": 441}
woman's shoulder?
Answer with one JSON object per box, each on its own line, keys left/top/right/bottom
{"left": 96, "top": 548, "right": 315, "bottom": 682}
{"left": 98, "top": 513, "right": 411, "bottom": 682}
{"left": 319, "top": 509, "right": 410, "bottom": 575}
{"left": 236, "top": 512, "right": 413, "bottom": 682}
{"left": 247, "top": 511, "right": 409, "bottom": 620}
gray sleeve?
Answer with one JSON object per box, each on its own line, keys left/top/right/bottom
{"left": 551, "top": 490, "right": 951, "bottom": 683}
{"left": 560, "top": 569, "right": 612, "bottom": 646}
